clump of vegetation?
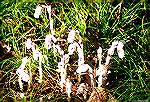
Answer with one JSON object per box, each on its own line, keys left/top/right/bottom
{"left": 0, "top": 1, "right": 150, "bottom": 101}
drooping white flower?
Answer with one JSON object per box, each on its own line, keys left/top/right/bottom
{"left": 76, "top": 83, "right": 86, "bottom": 94}
{"left": 45, "top": 34, "right": 57, "bottom": 49}
{"left": 117, "top": 41, "right": 124, "bottom": 58}
{"left": 66, "top": 78, "right": 72, "bottom": 98}
{"left": 16, "top": 68, "right": 30, "bottom": 82}
{"left": 34, "top": 5, "right": 42, "bottom": 18}
{"left": 33, "top": 49, "right": 42, "bottom": 61}
{"left": 107, "top": 46, "right": 115, "bottom": 56}
{"left": 67, "top": 30, "right": 76, "bottom": 43}
{"left": 2, "top": 44, "right": 11, "bottom": 53}
{"left": 26, "top": 38, "right": 32, "bottom": 49}
{"left": 112, "top": 40, "right": 119, "bottom": 48}
{"left": 76, "top": 64, "right": 93, "bottom": 74}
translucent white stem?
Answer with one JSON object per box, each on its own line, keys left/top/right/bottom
{"left": 66, "top": 78, "right": 71, "bottom": 98}
{"left": 97, "top": 75, "right": 103, "bottom": 87}
{"left": 34, "top": 5, "right": 42, "bottom": 18}
{"left": 50, "top": 19, "right": 54, "bottom": 34}
{"left": 97, "top": 46, "right": 102, "bottom": 60}
{"left": 67, "top": 30, "right": 76, "bottom": 43}
{"left": 26, "top": 38, "right": 32, "bottom": 49}
{"left": 117, "top": 41, "right": 124, "bottom": 58}
{"left": 77, "top": 44, "right": 84, "bottom": 66}
{"left": 18, "top": 76, "right": 23, "bottom": 90}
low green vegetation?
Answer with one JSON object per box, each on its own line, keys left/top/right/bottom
{"left": 0, "top": 1, "right": 150, "bottom": 101}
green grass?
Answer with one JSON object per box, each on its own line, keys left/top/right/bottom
{"left": 0, "top": 1, "right": 150, "bottom": 101}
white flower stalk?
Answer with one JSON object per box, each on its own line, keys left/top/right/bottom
{"left": 46, "top": 5, "right": 54, "bottom": 34}
{"left": 105, "top": 46, "right": 115, "bottom": 65}
{"left": 50, "top": 19, "right": 54, "bottom": 34}
{"left": 61, "top": 54, "right": 70, "bottom": 64}
{"left": 107, "top": 46, "right": 115, "bottom": 56}
{"left": 57, "top": 62, "right": 67, "bottom": 91}
{"left": 105, "top": 55, "right": 111, "bottom": 65}
{"left": 96, "top": 64, "right": 107, "bottom": 87}
{"left": 16, "top": 56, "right": 29, "bottom": 90}
{"left": 17, "top": 69, "right": 30, "bottom": 90}
{"left": 66, "top": 78, "right": 72, "bottom": 98}
{"left": 67, "top": 30, "right": 76, "bottom": 43}
{"left": 19, "top": 56, "right": 28, "bottom": 69}
{"left": 97, "top": 46, "right": 102, "bottom": 67}
{"left": 79, "top": 43, "right": 84, "bottom": 66}
{"left": 58, "top": 61, "right": 64, "bottom": 70}
{"left": 53, "top": 44, "right": 64, "bottom": 56}
{"left": 77, "top": 43, "right": 84, "bottom": 66}
{"left": 34, "top": 5, "right": 42, "bottom": 18}
{"left": 60, "top": 74, "right": 66, "bottom": 91}
{"left": 97, "top": 46, "right": 102, "bottom": 60}
{"left": 26, "top": 38, "right": 32, "bottom": 49}
{"left": 117, "top": 41, "right": 124, "bottom": 58}
{"left": 18, "top": 76, "right": 23, "bottom": 90}
{"left": 31, "top": 47, "right": 43, "bottom": 82}
{"left": 97, "top": 75, "right": 103, "bottom": 87}
{"left": 45, "top": 34, "right": 57, "bottom": 49}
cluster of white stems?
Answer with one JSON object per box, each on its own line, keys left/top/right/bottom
{"left": 16, "top": 4, "right": 125, "bottom": 99}
{"left": 96, "top": 40, "right": 125, "bottom": 87}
